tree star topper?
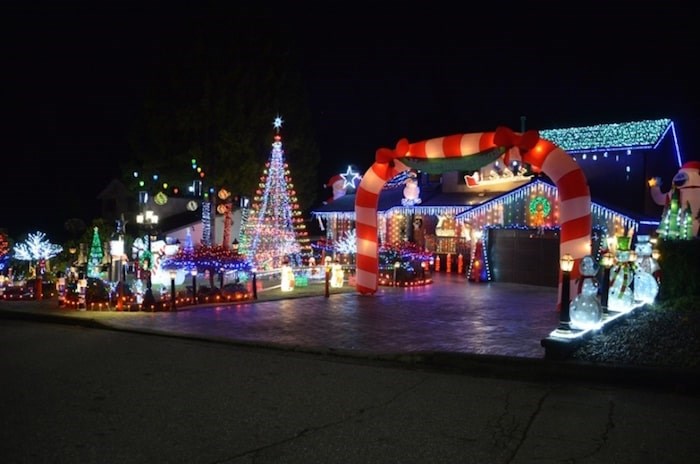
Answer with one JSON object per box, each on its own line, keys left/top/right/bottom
{"left": 273, "top": 115, "right": 284, "bottom": 132}
{"left": 341, "top": 165, "right": 362, "bottom": 189}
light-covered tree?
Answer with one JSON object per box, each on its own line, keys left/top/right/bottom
{"left": 13, "top": 231, "right": 63, "bottom": 275}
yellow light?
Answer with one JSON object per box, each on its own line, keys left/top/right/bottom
{"left": 601, "top": 252, "right": 614, "bottom": 268}
{"left": 560, "top": 254, "right": 574, "bottom": 272}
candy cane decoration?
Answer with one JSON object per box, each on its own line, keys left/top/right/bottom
{"left": 354, "top": 127, "right": 591, "bottom": 305}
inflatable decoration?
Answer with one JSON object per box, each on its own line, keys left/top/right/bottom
{"left": 401, "top": 172, "right": 421, "bottom": 206}
{"left": 323, "top": 174, "right": 347, "bottom": 204}
{"left": 649, "top": 161, "right": 700, "bottom": 238}
{"left": 355, "top": 127, "right": 592, "bottom": 304}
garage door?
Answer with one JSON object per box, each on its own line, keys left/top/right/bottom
{"left": 487, "top": 228, "right": 559, "bottom": 287}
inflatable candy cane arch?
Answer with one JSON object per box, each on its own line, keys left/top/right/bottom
{"left": 354, "top": 127, "right": 591, "bottom": 306}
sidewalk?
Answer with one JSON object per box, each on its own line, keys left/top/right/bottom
{"left": 1, "top": 273, "right": 698, "bottom": 393}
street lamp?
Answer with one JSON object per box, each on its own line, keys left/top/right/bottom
{"left": 109, "top": 235, "right": 124, "bottom": 309}
{"left": 169, "top": 269, "right": 177, "bottom": 311}
{"left": 78, "top": 272, "right": 88, "bottom": 311}
{"left": 324, "top": 256, "right": 332, "bottom": 298}
{"left": 557, "top": 254, "right": 575, "bottom": 331}
{"left": 191, "top": 268, "right": 198, "bottom": 303}
{"left": 251, "top": 267, "right": 258, "bottom": 300}
{"left": 393, "top": 261, "right": 401, "bottom": 286}
{"left": 136, "top": 210, "right": 158, "bottom": 308}
{"left": 600, "top": 251, "right": 614, "bottom": 315}
{"left": 136, "top": 210, "right": 159, "bottom": 251}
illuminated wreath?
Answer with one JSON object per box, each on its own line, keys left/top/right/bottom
{"left": 529, "top": 196, "right": 551, "bottom": 217}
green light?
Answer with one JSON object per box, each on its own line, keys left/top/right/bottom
{"left": 139, "top": 180, "right": 144, "bottom": 187}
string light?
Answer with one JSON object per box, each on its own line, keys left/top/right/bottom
{"left": 540, "top": 118, "right": 672, "bottom": 154}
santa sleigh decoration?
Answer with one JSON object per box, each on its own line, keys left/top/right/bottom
{"left": 464, "top": 168, "right": 534, "bottom": 193}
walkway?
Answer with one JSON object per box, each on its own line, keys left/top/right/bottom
{"left": 2, "top": 274, "right": 560, "bottom": 359}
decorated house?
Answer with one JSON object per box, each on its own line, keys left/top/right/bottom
{"left": 311, "top": 118, "right": 687, "bottom": 287}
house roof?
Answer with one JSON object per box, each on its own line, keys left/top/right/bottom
{"left": 539, "top": 118, "right": 674, "bottom": 154}
{"left": 454, "top": 178, "right": 652, "bottom": 225}
{"left": 311, "top": 182, "right": 502, "bottom": 216}
{"left": 96, "top": 178, "right": 132, "bottom": 200}
{"left": 312, "top": 118, "right": 679, "bottom": 219}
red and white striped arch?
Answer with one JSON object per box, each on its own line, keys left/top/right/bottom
{"left": 354, "top": 128, "right": 591, "bottom": 301}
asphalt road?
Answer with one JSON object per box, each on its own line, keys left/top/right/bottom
{"left": 2, "top": 320, "right": 700, "bottom": 463}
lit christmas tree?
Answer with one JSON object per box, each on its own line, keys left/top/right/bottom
{"left": 87, "top": 227, "right": 104, "bottom": 278}
{"left": 239, "top": 116, "right": 309, "bottom": 269}
{"left": 656, "top": 186, "right": 696, "bottom": 240}
{"left": 682, "top": 202, "right": 695, "bottom": 239}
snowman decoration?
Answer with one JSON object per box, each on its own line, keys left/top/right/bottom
{"left": 569, "top": 255, "right": 603, "bottom": 330}
{"left": 401, "top": 172, "right": 422, "bottom": 206}
{"left": 608, "top": 236, "right": 636, "bottom": 312}
{"left": 633, "top": 235, "right": 659, "bottom": 304}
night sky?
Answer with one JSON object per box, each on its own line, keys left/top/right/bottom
{"left": 3, "top": 2, "right": 698, "bottom": 242}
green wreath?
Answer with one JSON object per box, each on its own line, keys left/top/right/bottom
{"left": 529, "top": 196, "right": 551, "bottom": 217}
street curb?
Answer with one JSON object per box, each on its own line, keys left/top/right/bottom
{"left": 2, "top": 307, "right": 698, "bottom": 396}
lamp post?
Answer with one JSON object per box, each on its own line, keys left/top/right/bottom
{"left": 56, "top": 271, "right": 66, "bottom": 307}
{"left": 78, "top": 272, "right": 87, "bottom": 311}
{"left": 324, "top": 256, "right": 331, "bottom": 298}
{"left": 109, "top": 234, "right": 124, "bottom": 310}
{"left": 191, "top": 268, "right": 198, "bottom": 304}
{"left": 627, "top": 249, "right": 638, "bottom": 297}
{"left": 393, "top": 261, "right": 400, "bottom": 286}
{"left": 558, "top": 253, "right": 574, "bottom": 331}
{"left": 251, "top": 268, "right": 258, "bottom": 300}
{"left": 600, "top": 251, "right": 614, "bottom": 315}
{"left": 118, "top": 256, "right": 127, "bottom": 311}
{"left": 136, "top": 209, "right": 158, "bottom": 308}
{"left": 169, "top": 269, "right": 177, "bottom": 311}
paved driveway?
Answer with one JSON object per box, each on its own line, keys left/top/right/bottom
{"left": 103, "top": 274, "right": 560, "bottom": 358}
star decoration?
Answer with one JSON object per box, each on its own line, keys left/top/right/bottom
{"left": 273, "top": 115, "right": 284, "bottom": 132}
{"left": 341, "top": 166, "right": 362, "bottom": 189}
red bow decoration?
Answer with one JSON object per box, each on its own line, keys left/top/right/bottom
{"left": 493, "top": 127, "right": 540, "bottom": 152}
{"left": 375, "top": 138, "right": 410, "bottom": 164}
{"left": 493, "top": 127, "right": 540, "bottom": 166}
